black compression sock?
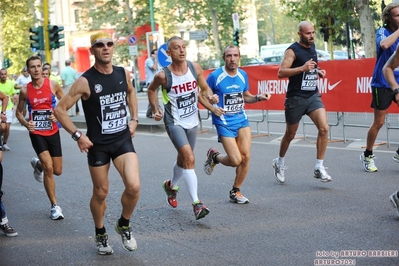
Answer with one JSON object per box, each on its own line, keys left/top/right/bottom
{"left": 95, "top": 226, "right": 106, "bottom": 235}
{"left": 118, "top": 215, "right": 130, "bottom": 227}
{"left": 364, "top": 149, "right": 373, "bottom": 157}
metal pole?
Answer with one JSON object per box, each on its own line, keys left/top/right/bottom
{"left": 44, "top": 0, "right": 51, "bottom": 63}
{"left": 149, "top": 0, "right": 155, "bottom": 31}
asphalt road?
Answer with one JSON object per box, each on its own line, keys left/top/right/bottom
{"left": 1, "top": 96, "right": 399, "bottom": 265}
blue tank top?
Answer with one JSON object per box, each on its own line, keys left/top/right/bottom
{"left": 371, "top": 26, "right": 399, "bottom": 89}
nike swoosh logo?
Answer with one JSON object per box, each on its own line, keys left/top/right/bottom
{"left": 119, "top": 81, "right": 123, "bottom": 84}
{"left": 328, "top": 80, "right": 342, "bottom": 90}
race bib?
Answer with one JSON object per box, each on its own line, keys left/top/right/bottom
{"left": 176, "top": 91, "right": 197, "bottom": 119}
{"left": 223, "top": 92, "right": 244, "bottom": 113}
{"left": 100, "top": 102, "right": 128, "bottom": 134}
{"left": 32, "top": 109, "right": 53, "bottom": 131}
{"left": 301, "top": 69, "right": 318, "bottom": 91}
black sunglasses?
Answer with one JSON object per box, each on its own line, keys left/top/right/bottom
{"left": 93, "top": 41, "right": 114, "bottom": 48}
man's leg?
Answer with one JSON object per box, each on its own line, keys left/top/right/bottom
{"left": 308, "top": 108, "right": 332, "bottom": 182}
{"left": 308, "top": 108, "right": 329, "bottom": 160}
{"left": 279, "top": 122, "right": 300, "bottom": 158}
{"left": 113, "top": 152, "right": 140, "bottom": 250}
{"left": 38, "top": 151, "right": 57, "bottom": 206}
{"left": 113, "top": 152, "right": 140, "bottom": 220}
{"left": 89, "top": 163, "right": 111, "bottom": 229}
{"left": 218, "top": 127, "right": 251, "bottom": 189}
{"left": 366, "top": 108, "right": 386, "bottom": 152}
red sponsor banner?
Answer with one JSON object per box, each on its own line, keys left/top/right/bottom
{"left": 203, "top": 58, "right": 399, "bottom": 113}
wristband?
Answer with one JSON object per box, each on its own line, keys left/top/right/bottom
{"left": 71, "top": 130, "right": 82, "bottom": 141}
{"left": 130, "top": 118, "right": 139, "bottom": 123}
{"left": 255, "top": 94, "right": 259, "bottom": 102}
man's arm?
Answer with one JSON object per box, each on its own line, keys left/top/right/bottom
{"left": 194, "top": 63, "right": 224, "bottom": 117}
{"left": 54, "top": 76, "right": 87, "bottom": 135}
{"left": 0, "top": 91, "right": 8, "bottom": 123}
{"left": 15, "top": 87, "right": 33, "bottom": 130}
{"left": 124, "top": 69, "right": 139, "bottom": 136}
{"left": 147, "top": 71, "right": 165, "bottom": 120}
{"left": 383, "top": 47, "right": 399, "bottom": 95}
{"left": 380, "top": 28, "right": 399, "bottom": 50}
{"left": 277, "top": 49, "right": 318, "bottom": 79}
{"left": 50, "top": 80, "right": 64, "bottom": 101}
{"left": 54, "top": 76, "right": 93, "bottom": 153}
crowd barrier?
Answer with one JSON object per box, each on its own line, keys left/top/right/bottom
{"left": 199, "top": 58, "right": 399, "bottom": 146}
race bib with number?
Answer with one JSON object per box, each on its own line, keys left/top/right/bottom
{"left": 223, "top": 92, "right": 244, "bottom": 114}
{"left": 32, "top": 109, "right": 53, "bottom": 131}
{"left": 301, "top": 70, "right": 318, "bottom": 91}
{"left": 100, "top": 101, "right": 127, "bottom": 134}
{"left": 176, "top": 91, "right": 197, "bottom": 119}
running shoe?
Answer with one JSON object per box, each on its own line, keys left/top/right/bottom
{"left": 229, "top": 190, "right": 249, "bottom": 204}
{"left": 95, "top": 233, "right": 113, "bottom": 255}
{"left": 162, "top": 180, "right": 178, "bottom": 208}
{"left": 203, "top": 148, "right": 219, "bottom": 175}
{"left": 0, "top": 223, "right": 18, "bottom": 237}
{"left": 2, "top": 144, "right": 10, "bottom": 151}
{"left": 50, "top": 205, "right": 64, "bottom": 220}
{"left": 192, "top": 201, "right": 210, "bottom": 220}
{"left": 360, "top": 153, "right": 377, "bottom": 172}
{"left": 314, "top": 166, "right": 332, "bottom": 182}
{"left": 389, "top": 191, "right": 399, "bottom": 217}
{"left": 114, "top": 221, "right": 137, "bottom": 251}
{"left": 30, "top": 157, "right": 43, "bottom": 183}
{"left": 393, "top": 153, "right": 399, "bottom": 163}
{"left": 272, "top": 158, "right": 286, "bottom": 184}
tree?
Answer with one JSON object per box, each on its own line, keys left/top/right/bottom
{"left": 280, "top": 0, "right": 379, "bottom": 58}
{"left": 0, "top": 1, "right": 35, "bottom": 74}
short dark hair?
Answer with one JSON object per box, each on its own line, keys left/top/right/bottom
{"left": 26, "top": 55, "right": 42, "bottom": 68}
{"left": 151, "top": 49, "right": 158, "bottom": 55}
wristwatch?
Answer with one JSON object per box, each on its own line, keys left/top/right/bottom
{"left": 394, "top": 88, "right": 399, "bottom": 95}
{"left": 71, "top": 130, "right": 82, "bottom": 141}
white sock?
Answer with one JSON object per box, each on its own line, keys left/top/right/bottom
{"left": 170, "top": 162, "right": 183, "bottom": 188}
{"left": 315, "top": 159, "right": 323, "bottom": 169}
{"left": 182, "top": 169, "right": 199, "bottom": 203}
{"left": 278, "top": 156, "right": 285, "bottom": 166}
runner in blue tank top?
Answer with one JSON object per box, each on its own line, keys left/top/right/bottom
{"left": 361, "top": 3, "right": 399, "bottom": 173}
{"left": 203, "top": 44, "right": 271, "bottom": 204}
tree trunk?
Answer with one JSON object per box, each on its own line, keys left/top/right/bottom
{"left": 356, "top": 0, "right": 376, "bottom": 57}
{"left": 208, "top": 4, "right": 221, "bottom": 58}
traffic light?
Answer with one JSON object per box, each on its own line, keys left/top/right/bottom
{"left": 2, "top": 58, "right": 12, "bottom": 69}
{"left": 29, "top": 26, "right": 44, "bottom": 50}
{"left": 48, "top": 25, "right": 65, "bottom": 49}
{"left": 233, "top": 29, "right": 240, "bottom": 46}
{"left": 320, "top": 27, "right": 329, "bottom": 42}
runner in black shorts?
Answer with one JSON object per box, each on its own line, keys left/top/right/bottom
{"left": 272, "top": 21, "right": 332, "bottom": 184}
{"left": 55, "top": 31, "right": 140, "bottom": 255}
{"left": 16, "top": 55, "right": 65, "bottom": 220}
{"left": 361, "top": 3, "right": 399, "bottom": 173}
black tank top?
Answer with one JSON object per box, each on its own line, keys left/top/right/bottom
{"left": 82, "top": 66, "right": 130, "bottom": 145}
{"left": 287, "top": 42, "right": 319, "bottom": 98}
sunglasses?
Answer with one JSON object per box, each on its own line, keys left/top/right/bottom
{"left": 92, "top": 42, "right": 114, "bottom": 48}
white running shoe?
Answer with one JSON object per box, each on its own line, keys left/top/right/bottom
{"left": 95, "top": 233, "right": 114, "bottom": 255}
{"left": 2, "top": 143, "right": 10, "bottom": 151}
{"left": 360, "top": 153, "right": 377, "bottom": 172}
{"left": 314, "top": 166, "right": 332, "bottom": 182}
{"left": 393, "top": 153, "right": 399, "bottom": 163}
{"left": 50, "top": 205, "right": 64, "bottom": 220}
{"left": 272, "top": 158, "right": 286, "bottom": 184}
{"left": 30, "top": 157, "right": 43, "bottom": 183}
{"left": 114, "top": 221, "right": 137, "bottom": 251}
{"left": 389, "top": 191, "right": 399, "bottom": 217}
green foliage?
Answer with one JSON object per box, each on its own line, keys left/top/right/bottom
{"left": 0, "top": 1, "right": 35, "bottom": 74}
{"left": 280, "top": 0, "right": 380, "bottom": 49}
